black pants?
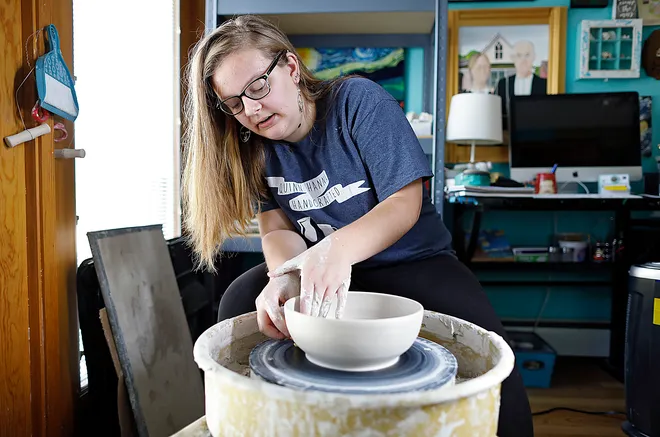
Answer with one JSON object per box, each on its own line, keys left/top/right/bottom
{"left": 218, "top": 253, "right": 534, "bottom": 437}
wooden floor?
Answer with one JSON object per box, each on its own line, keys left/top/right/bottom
{"left": 528, "top": 357, "right": 627, "bottom": 436}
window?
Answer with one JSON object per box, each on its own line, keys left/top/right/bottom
{"left": 72, "top": 0, "right": 181, "bottom": 388}
{"left": 495, "top": 42, "right": 503, "bottom": 60}
{"left": 73, "top": 0, "right": 181, "bottom": 264}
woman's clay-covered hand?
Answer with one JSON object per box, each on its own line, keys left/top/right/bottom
{"left": 255, "top": 272, "right": 301, "bottom": 339}
{"left": 268, "top": 236, "right": 350, "bottom": 319}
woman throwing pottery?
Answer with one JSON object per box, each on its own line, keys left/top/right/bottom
{"left": 181, "top": 14, "right": 533, "bottom": 436}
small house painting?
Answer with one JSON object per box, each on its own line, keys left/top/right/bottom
{"left": 481, "top": 33, "right": 515, "bottom": 66}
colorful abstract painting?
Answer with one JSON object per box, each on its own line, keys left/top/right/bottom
{"left": 640, "top": 96, "right": 653, "bottom": 157}
{"left": 297, "top": 47, "right": 405, "bottom": 107}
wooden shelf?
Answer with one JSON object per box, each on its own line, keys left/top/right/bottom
{"left": 469, "top": 260, "right": 613, "bottom": 271}
{"left": 216, "top": 0, "right": 435, "bottom": 15}
{"left": 257, "top": 12, "right": 435, "bottom": 35}
{"left": 216, "top": 0, "right": 436, "bottom": 35}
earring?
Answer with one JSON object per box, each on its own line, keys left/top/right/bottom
{"left": 240, "top": 125, "right": 251, "bottom": 143}
{"left": 297, "top": 88, "right": 303, "bottom": 113}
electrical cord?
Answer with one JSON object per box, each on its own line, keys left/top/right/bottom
{"left": 532, "top": 407, "right": 625, "bottom": 417}
{"left": 558, "top": 180, "right": 591, "bottom": 194}
{"left": 532, "top": 286, "right": 551, "bottom": 333}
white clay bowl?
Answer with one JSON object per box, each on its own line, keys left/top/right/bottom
{"left": 283, "top": 291, "right": 424, "bottom": 372}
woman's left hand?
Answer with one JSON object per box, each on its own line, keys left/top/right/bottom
{"left": 268, "top": 236, "right": 350, "bottom": 319}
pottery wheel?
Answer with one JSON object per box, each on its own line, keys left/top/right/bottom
{"left": 248, "top": 337, "right": 458, "bottom": 395}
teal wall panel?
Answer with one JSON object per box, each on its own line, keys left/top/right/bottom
{"left": 404, "top": 47, "right": 426, "bottom": 114}
{"left": 474, "top": 210, "right": 614, "bottom": 247}
{"left": 485, "top": 286, "right": 612, "bottom": 321}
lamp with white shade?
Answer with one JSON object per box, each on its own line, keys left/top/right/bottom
{"left": 446, "top": 93, "right": 503, "bottom": 186}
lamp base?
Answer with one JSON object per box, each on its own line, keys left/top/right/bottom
{"left": 455, "top": 169, "right": 491, "bottom": 187}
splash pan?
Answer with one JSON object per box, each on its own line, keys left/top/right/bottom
{"left": 193, "top": 310, "right": 514, "bottom": 436}
{"left": 248, "top": 337, "right": 458, "bottom": 395}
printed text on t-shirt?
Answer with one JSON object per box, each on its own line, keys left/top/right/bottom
{"left": 266, "top": 171, "right": 370, "bottom": 212}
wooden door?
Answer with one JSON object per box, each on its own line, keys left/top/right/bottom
{"left": 1, "top": 0, "right": 78, "bottom": 436}
{"left": 1, "top": 1, "right": 206, "bottom": 435}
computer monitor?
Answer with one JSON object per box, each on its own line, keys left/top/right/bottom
{"left": 508, "top": 91, "right": 642, "bottom": 183}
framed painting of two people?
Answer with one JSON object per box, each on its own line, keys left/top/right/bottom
{"left": 445, "top": 8, "right": 567, "bottom": 163}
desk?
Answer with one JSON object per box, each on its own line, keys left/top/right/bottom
{"left": 448, "top": 193, "right": 660, "bottom": 381}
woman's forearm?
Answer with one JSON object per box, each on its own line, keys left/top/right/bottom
{"left": 331, "top": 180, "right": 423, "bottom": 266}
{"left": 261, "top": 229, "right": 309, "bottom": 272}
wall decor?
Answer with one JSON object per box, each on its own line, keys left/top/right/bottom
{"left": 642, "top": 29, "right": 660, "bottom": 79}
{"left": 612, "top": 0, "right": 638, "bottom": 19}
{"left": 458, "top": 24, "right": 550, "bottom": 138}
{"left": 446, "top": 7, "right": 568, "bottom": 164}
{"left": 636, "top": 0, "right": 660, "bottom": 25}
{"left": 578, "top": 19, "right": 643, "bottom": 79}
{"left": 297, "top": 47, "right": 406, "bottom": 108}
{"left": 640, "top": 96, "right": 653, "bottom": 157}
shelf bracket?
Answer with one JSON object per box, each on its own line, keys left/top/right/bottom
{"left": 432, "top": 0, "right": 448, "bottom": 215}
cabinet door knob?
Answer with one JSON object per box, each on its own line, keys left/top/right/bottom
{"left": 54, "top": 148, "right": 85, "bottom": 159}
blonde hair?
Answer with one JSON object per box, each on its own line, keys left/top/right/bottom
{"left": 467, "top": 52, "right": 490, "bottom": 71}
{"left": 181, "top": 15, "right": 340, "bottom": 272}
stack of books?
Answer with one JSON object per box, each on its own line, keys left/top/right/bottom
{"left": 445, "top": 185, "right": 534, "bottom": 200}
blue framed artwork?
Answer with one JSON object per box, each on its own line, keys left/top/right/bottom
{"left": 297, "top": 47, "right": 406, "bottom": 108}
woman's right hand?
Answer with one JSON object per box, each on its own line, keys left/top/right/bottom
{"left": 255, "top": 271, "right": 301, "bottom": 339}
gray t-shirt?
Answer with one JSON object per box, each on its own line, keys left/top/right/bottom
{"left": 260, "top": 77, "right": 453, "bottom": 267}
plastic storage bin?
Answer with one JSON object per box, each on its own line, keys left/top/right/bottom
{"left": 507, "top": 331, "right": 557, "bottom": 388}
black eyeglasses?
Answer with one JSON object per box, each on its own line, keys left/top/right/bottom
{"left": 217, "top": 50, "right": 286, "bottom": 116}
